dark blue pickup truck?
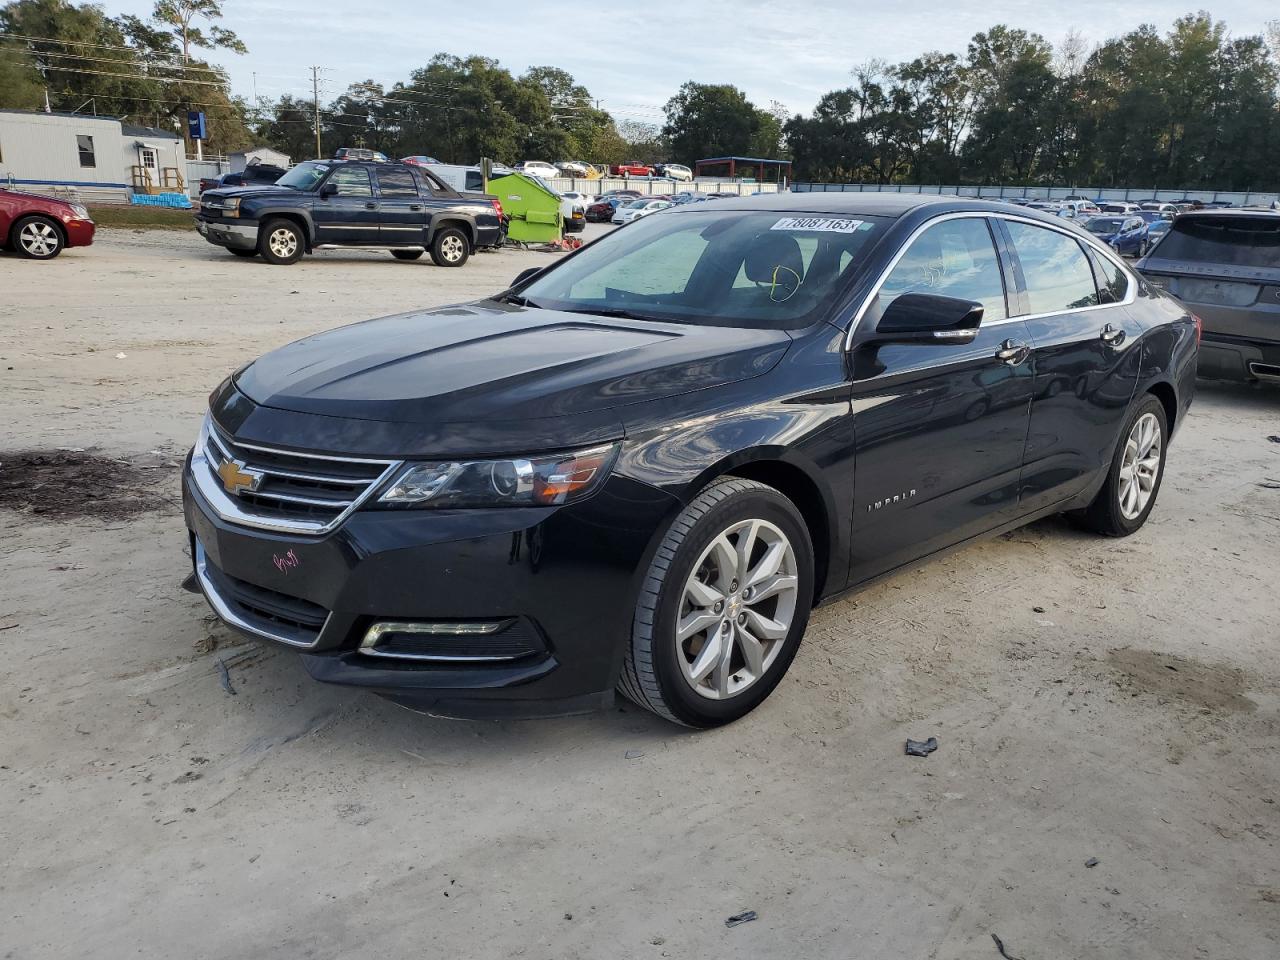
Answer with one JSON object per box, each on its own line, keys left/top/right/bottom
{"left": 195, "top": 159, "right": 503, "bottom": 267}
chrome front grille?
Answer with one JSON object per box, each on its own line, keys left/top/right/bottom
{"left": 190, "top": 415, "right": 401, "bottom": 535}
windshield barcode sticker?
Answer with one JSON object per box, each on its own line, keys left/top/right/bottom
{"left": 771, "top": 217, "right": 864, "bottom": 233}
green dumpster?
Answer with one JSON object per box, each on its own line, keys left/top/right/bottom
{"left": 487, "top": 173, "right": 563, "bottom": 243}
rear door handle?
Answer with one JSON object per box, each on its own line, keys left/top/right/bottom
{"left": 365, "top": 202, "right": 378, "bottom": 210}
{"left": 996, "top": 339, "right": 1031, "bottom": 365}
{"left": 1100, "top": 323, "right": 1126, "bottom": 344}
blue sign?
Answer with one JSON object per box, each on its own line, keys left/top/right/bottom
{"left": 187, "top": 111, "right": 207, "bottom": 140}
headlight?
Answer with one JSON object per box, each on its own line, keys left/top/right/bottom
{"left": 69, "top": 203, "right": 90, "bottom": 220}
{"left": 223, "top": 198, "right": 241, "bottom": 218}
{"left": 378, "top": 443, "right": 619, "bottom": 508}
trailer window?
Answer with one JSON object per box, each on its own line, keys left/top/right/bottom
{"left": 77, "top": 135, "right": 95, "bottom": 168}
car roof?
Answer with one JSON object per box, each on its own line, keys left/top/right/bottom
{"left": 674, "top": 192, "right": 1062, "bottom": 219}
{"left": 1174, "top": 208, "right": 1280, "bottom": 219}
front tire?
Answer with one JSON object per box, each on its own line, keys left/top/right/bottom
{"left": 430, "top": 227, "right": 469, "bottom": 267}
{"left": 620, "top": 478, "right": 814, "bottom": 727}
{"left": 12, "top": 216, "right": 64, "bottom": 259}
{"left": 258, "top": 219, "right": 304, "bottom": 265}
{"left": 1074, "top": 394, "right": 1168, "bottom": 536}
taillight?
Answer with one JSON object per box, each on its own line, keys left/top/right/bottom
{"left": 1191, "top": 313, "right": 1202, "bottom": 342}
{"left": 490, "top": 199, "right": 503, "bottom": 219}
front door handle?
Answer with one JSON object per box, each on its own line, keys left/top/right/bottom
{"left": 409, "top": 204, "right": 423, "bottom": 211}
{"left": 996, "top": 339, "right": 1031, "bottom": 365}
{"left": 1100, "top": 323, "right": 1126, "bottom": 345}
{"left": 365, "top": 201, "right": 378, "bottom": 210}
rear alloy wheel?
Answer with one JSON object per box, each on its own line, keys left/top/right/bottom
{"left": 620, "top": 478, "right": 814, "bottom": 727}
{"left": 258, "top": 219, "right": 304, "bottom": 265}
{"left": 13, "top": 216, "right": 64, "bottom": 260}
{"left": 391, "top": 249, "right": 424, "bottom": 261}
{"left": 430, "top": 227, "right": 469, "bottom": 267}
{"left": 1074, "top": 394, "right": 1168, "bottom": 536}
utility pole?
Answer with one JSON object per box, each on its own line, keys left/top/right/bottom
{"left": 310, "top": 65, "right": 323, "bottom": 159}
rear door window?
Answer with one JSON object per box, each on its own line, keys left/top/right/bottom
{"left": 1152, "top": 216, "right": 1280, "bottom": 268}
{"left": 374, "top": 168, "right": 419, "bottom": 198}
{"left": 1004, "top": 221, "right": 1099, "bottom": 314}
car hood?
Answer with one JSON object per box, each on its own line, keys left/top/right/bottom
{"left": 202, "top": 185, "right": 303, "bottom": 202}
{"left": 234, "top": 301, "right": 791, "bottom": 428}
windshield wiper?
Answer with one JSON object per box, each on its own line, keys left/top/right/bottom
{"left": 496, "top": 293, "right": 542, "bottom": 308}
{"left": 558, "top": 306, "right": 661, "bottom": 322}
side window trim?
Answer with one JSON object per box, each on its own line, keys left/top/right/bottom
{"left": 989, "top": 218, "right": 1028, "bottom": 317}
{"left": 844, "top": 211, "right": 1138, "bottom": 349}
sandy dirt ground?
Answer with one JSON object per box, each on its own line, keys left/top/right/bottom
{"left": 1, "top": 226, "right": 1278, "bottom": 960}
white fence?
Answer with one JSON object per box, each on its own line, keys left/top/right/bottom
{"left": 793, "top": 181, "right": 1280, "bottom": 207}
{"left": 544, "top": 177, "right": 780, "bottom": 197}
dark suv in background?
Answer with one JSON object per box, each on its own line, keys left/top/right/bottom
{"left": 196, "top": 159, "right": 503, "bottom": 266}
{"left": 1138, "top": 209, "right": 1280, "bottom": 384}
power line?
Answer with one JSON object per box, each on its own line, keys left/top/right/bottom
{"left": 13, "top": 46, "right": 226, "bottom": 76}
{"left": 0, "top": 53, "right": 228, "bottom": 86}
{"left": 0, "top": 30, "right": 221, "bottom": 72}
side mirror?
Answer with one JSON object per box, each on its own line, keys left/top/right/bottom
{"left": 319, "top": 181, "right": 338, "bottom": 198}
{"left": 511, "top": 267, "right": 542, "bottom": 287}
{"left": 870, "top": 293, "right": 984, "bottom": 346}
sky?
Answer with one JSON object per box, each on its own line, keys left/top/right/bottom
{"left": 109, "top": 0, "right": 1279, "bottom": 122}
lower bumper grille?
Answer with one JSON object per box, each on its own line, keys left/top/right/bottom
{"left": 195, "top": 541, "right": 329, "bottom": 648}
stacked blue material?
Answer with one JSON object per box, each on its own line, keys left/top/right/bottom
{"left": 129, "top": 192, "right": 193, "bottom": 208}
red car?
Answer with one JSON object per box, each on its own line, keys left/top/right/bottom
{"left": 0, "top": 188, "right": 95, "bottom": 259}
{"left": 611, "top": 161, "right": 656, "bottom": 177}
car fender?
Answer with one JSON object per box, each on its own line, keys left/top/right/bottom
{"left": 426, "top": 214, "right": 477, "bottom": 247}
{"left": 246, "top": 207, "right": 317, "bottom": 248}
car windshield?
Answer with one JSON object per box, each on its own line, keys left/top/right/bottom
{"left": 517, "top": 209, "right": 889, "bottom": 329}
{"left": 274, "top": 162, "right": 329, "bottom": 191}
{"left": 1152, "top": 216, "right": 1280, "bottom": 268}
{"left": 1086, "top": 218, "right": 1125, "bottom": 234}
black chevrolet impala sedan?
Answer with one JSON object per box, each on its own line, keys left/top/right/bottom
{"left": 184, "top": 194, "right": 1197, "bottom": 727}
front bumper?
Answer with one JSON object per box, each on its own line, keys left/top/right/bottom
{"left": 195, "top": 217, "right": 258, "bottom": 250}
{"left": 183, "top": 456, "right": 679, "bottom": 718}
{"left": 64, "top": 218, "right": 95, "bottom": 247}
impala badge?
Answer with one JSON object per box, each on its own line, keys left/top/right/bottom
{"left": 867, "top": 489, "right": 917, "bottom": 512}
{"left": 218, "top": 458, "right": 264, "bottom": 495}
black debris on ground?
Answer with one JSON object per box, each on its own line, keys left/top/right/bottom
{"left": 216, "top": 658, "right": 237, "bottom": 696}
{"left": 1085, "top": 857, "right": 1100, "bottom": 868}
{"left": 0, "top": 450, "right": 175, "bottom": 521}
{"left": 905, "top": 737, "right": 939, "bottom": 757}
{"left": 991, "top": 933, "right": 1026, "bottom": 960}
{"left": 725, "top": 910, "right": 757, "bottom": 929}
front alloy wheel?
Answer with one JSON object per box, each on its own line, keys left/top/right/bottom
{"left": 620, "top": 477, "right": 814, "bottom": 727}
{"left": 13, "top": 217, "right": 63, "bottom": 259}
{"left": 675, "top": 519, "right": 799, "bottom": 700}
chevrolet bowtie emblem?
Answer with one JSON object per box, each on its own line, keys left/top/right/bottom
{"left": 217, "top": 458, "right": 264, "bottom": 495}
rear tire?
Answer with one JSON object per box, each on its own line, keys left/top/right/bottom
{"left": 1073, "top": 394, "right": 1168, "bottom": 537}
{"left": 391, "top": 249, "right": 424, "bottom": 261}
{"left": 258, "top": 218, "right": 304, "bottom": 265}
{"left": 229, "top": 248, "right": 257, "bottom": 258}
{"left": 12, "top": 216, "right": 64, "bottom": 259}
{"left": 619, "top": 478, "right": 814, "bottom": 728}
{"left": 430, "top": 227, "right": 469, "bottom": 267}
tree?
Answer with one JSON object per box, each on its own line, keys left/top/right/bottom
{"left": 151, "top": 0, "right": 245, "bottom": 62}
{"left": 0, "top": 38, "right": 43, "bottom": 108}
{"left": 662, "top": 82, "right": 759, "bottom": 164}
